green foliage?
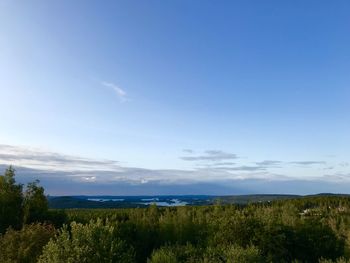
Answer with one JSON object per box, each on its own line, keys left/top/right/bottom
{"left": 0, "top": 166, "right": 23, "bottom": 233}
{"left": 147, "top": 249, "right": 177, "bottom": 263}
{"left": 38, "top": 219, "right": 135, "bottom": 263}
{"left": 148, "top": 244, "right": 262, "bottom": 263}
{"left": 0, "top": 223, "right": 55, "bottom": 263}
{"left": 64, "top": 198, "right": 350, "bottom": 263}
{"left": 0, "top": 167, "right": 59, "bottom": 233}
{"left": 204, "top": 245, "right": 263, "bottom": 263}
{"left": 24, "top": 180, "right": 49, "bottom": 224}
{"left": 319, "top": 258, "right": 350, "bottom": 263}
{"left": 148, "top": 244, "right": 200, "bottom": 263}
{"left": 45, "top": 210, "right": 68, "bottom": 228}
{"left": 292, "top": 220, "right": 345, "bottom": 262}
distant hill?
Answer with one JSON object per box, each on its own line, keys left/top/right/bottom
{"left": 48, "top": 194, "right": 350, "bottom": 209}
{"left": 48, "top": 195, "right": 214, "bottom": 209}
{"left": 217, "top": 194, "right": 300, "bottom": 205}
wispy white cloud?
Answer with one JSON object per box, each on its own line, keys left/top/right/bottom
{"left": 180, "top": 150, "right": 238, "bottom": 162}
{"left": 255, "top": 160, "right": 282, "bottom": 167}
{"left": 0, "top": 144, "right": 121, "bottom": 172}
{"left": 102, "top": 81, "right": 128, "bottom": 102}
{"left": 183, "top": 149, "right": 194, "bottom": 154}
{"left": 289, "top": 161, "right": 326, "bottom": 166}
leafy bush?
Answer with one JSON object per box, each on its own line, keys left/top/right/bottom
{"left": 147, "top": 247, "right": 177, "bottom": 263}
{"left": 147, "top": 244, "right": 262, "bottom": 263}
{"left": 204, "top": 245, "right": 263, "bottom": 263}
{"left": 39, "top": 219, "right": 135, "bottom": 263}
{"left": 147, "top": 244, "right": 200, "bottom": 263}
{"left": 319, "top": 258, "right": 350, "bottom": 263}
{"left": 0, "top": 223, "right": 55, "bottom": 263}
{"left": 292, "top": 220, "right": 345, "bottom": 262}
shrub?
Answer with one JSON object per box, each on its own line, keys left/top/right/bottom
{"left": 0, "top": 223, "right": 55, "bottom": 263}
{"left": 39, "top": 219, "right": 135, "bottom": 263}
{"left": 204, "top": 245, "right": 263, "bottom": 263}
{"left": 148, "top": 244, "right": 262, "bottom": 263}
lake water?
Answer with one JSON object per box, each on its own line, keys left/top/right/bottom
{"left": 139, "top": 199, "right": 188, "bottom": 207}
{"left": 87, "top": 198, "right": 124, "bottom": 202}
{"left": 87, "top": 197, "right": 188, "bottom": 206}
{"left": 87, "top": 197, "right": 189, "bottom": 207}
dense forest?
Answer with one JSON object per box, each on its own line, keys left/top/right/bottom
{"left": 2, "top": 167, "right": 350, "bottom": 262}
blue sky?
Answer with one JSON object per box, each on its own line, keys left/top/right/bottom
{"left": 0, "top": 0, "right": 350, "bottom": 195}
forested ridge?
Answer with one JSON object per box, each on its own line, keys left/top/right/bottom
{"left": 2, "top": 167, "right": 350, "bottom": 262}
